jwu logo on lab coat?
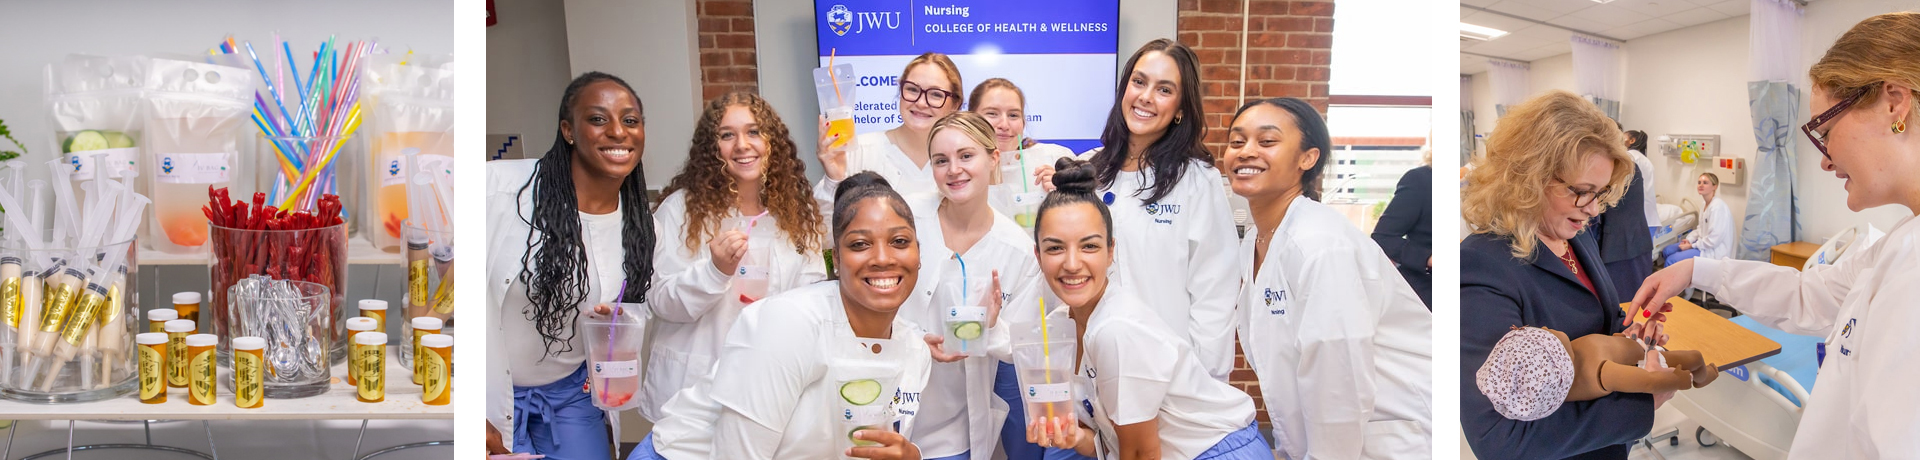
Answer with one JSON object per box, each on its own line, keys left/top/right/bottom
{"left": 1263, "top": 288, "right": 1287, "bottom": 315}
{"left": 1842, "top": 318, "right": 1855, "bottom": 338}
{"left": 1143, "top": 203, "right": 1181, "bottom": 225}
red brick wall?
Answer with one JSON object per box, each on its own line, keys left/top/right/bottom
{"left": 1179, "top": 0, "right": 1335, "bottom": 161}
{"left": 1179, "top": 0, "right": 1336, "bottom": 424}
{"left": 697, "top": 0, "right": 760, "bottom": 100}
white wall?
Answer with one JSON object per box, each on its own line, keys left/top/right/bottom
{"left": 1792, "top": 0, "right": 1919, "bottom": 238}
{"left": 754, "top": 0, "right": 1178, "bottom": 178}
{"left": 564, "top": 0, "right": 703, "bottom": 188}
{"left": 1622, "top": 15, "right": 1755, "bottom": 238}
{"left": 1465, "top": 53, "right": 1576, "bottom": 148}
{"left": 486, "top": 0, "right": 574, "bottom": 158}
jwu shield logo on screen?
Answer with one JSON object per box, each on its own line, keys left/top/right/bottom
{"left": 827, "top": 5, "right": 853, "bottom": 36}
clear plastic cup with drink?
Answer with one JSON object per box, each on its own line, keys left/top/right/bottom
{"left": 581, "top": 302, "right": 647, "bottom": 411}
{"left": 939, "top": 274, "right": 992, "bottom": 356}
{"left": 1012, "top": 315, "right": 1078, "bottom": 436}
{"left": 720, "top": 216, "right": 776, "bottom": 305}
{"left": 813, "top": 64, "right": 857, "bottom": 150}
{"left": 831, "top": 359, "right": 901, "bottom": 458}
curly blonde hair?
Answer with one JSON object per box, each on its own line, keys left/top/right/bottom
{"left": 1463, "top": 91, "right": 1631, "bottom": 260}
{"left": 661, "top": 91, "right": 825, "bottom": 254}
{"left": 1809, "top": 12, "right": 1920, "bottom": 123}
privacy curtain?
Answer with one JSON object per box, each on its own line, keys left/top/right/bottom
{"left": 1462, "top": 75, "right": 1476, "bottom": 161}
{"left": 1571, "top": 36, "right": 1623, "bottom": 120}
{"left": 1488, "top": 60, "right": 1530, "bottom": 118}
{"left": 1740, "top": 0, "right": 1803, "bottom": 260}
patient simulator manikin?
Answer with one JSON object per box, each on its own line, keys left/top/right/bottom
{"left": 1477, "top": 326, "right": 1720, "bottom": 421}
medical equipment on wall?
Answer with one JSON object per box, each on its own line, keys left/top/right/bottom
{"left": 1661, "top": 134, "right": 1720, "bottom": 164}
{"left": 1706, "top": 156, "right": 1744, "bottom": 185}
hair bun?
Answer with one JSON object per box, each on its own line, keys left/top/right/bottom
{"left": 835, "top": 171, "right": 892, "bottom": 202}
{"left": 1051, "top": 157, "right": 1098, "bottom": 195}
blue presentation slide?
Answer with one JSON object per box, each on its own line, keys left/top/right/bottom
{"left": 814, "top": 1, "right": 1119, "bottom": 153}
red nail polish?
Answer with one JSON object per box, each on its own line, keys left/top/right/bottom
{"left": 1643, "top": 310, "right": 1651, "bottom": 318}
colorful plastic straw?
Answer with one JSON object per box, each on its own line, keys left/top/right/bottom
{"left": 1039, "top": 297, "right": 1056, "bottom": 422}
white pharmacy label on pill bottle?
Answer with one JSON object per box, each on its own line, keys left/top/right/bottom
{"left": 1026, "top": 382, "right": 1072, "bottom": 403}
{"left": 155, "top": 153, "right": 232, "bottom": 184}
{"left": 592, "top": 360, "right": 639, "bottom": 378}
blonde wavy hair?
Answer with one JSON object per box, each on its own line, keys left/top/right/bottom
{"left": 1463, "top": 91, "right": 1631, "bottom": 259}
{"left": 1809, "top": 12, "right": 1920, "bottom": 123}
{"left": 928, "top": 111, "right": 1002, "bottom": 183}
{"left": 660, "top": 91, "right": 825, "bottom": 254}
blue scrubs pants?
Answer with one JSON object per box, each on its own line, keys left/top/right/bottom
{"left": 513, "top": 364, "right": 610, "bottom": 460}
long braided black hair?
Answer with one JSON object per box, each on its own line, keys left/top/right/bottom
{"left": 515, "top": 72, "right": 657, "bottom": 356}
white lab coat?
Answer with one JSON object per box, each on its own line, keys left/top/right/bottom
{"left": 899, "top": 197, "right": 1046, "bottom": 460}
{"left": 1630, "top": 150, "right": 1658, "bottom": 226}
{"left": 1688, "top": 198, "right": 1735, "bottom": 260}
{"left": 485, "top": 159, "right": 634, "bottom": 447}
{"left": 813, "top": 131, "right": 938, "bottom": 212}
{"left": 640, "top": 191, "right": 829, "bottom": 423}
{"left": 1691, "top": 214, "right": 1920, "bottom": 459}
{"left": 1092, "top": 154, "right": 1240, "bottom": 381}
{"left": 1074, "top": 282, "right": 1258, "bottom": 459}
{"left": 649, "top": 282, "right": 934, "bottom": 459}
{"left": 1236, "top": 196, "right": 1433, "bottom": 459}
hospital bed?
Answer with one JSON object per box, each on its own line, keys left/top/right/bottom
{"left": 1651, "top": 198, "right": 1700, "bottom": 258}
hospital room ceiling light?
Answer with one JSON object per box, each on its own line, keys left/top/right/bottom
{"left": 1460, "top": 22, "right": 1509, "bottom": 41}
{"left": 1590, "top": 0, "right": 1617, "bottom": 3}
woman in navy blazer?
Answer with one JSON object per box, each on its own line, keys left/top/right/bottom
{"left": 1459, "top": 91, "right": 1656, "bottom": 460}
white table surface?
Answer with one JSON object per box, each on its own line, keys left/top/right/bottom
{"left": 0, "top": 354, "right": 451, "bottom": 420}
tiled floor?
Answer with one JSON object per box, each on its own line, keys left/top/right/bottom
{"left": 1629, "top": 406, "right": 1756, "bottom": 460}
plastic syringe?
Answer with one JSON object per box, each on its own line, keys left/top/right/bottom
{"left": 95, "top": 171, "right": 147, "bottom": 388}
{"left": 418, "top": 172, "right": 455, "bottom": 321}
{"left": 24, "top": 161, "right": 117, "bottom": 390}
{"left": 37, "top": 212, "right": 137, "bottom": 392}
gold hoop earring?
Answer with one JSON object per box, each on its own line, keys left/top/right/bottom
{"left": 1896, "top": 120, "right": 1908, "bottom": 134}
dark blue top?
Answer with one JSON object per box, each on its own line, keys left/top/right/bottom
{"left": 1460, "top": 231, "right": 1654, "bottom": 460}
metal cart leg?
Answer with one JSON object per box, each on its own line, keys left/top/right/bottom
{"left": 203, "top": 421, "right": 217, "bottom": 460}
{"left": 5, "top": 420, "right": 16, "bottom": 460}
{"left": 20, "top": 420, "right": 215, "bottom": 460}
{"left": 357, "top": 441, "right": 453, "bottom": 460}
{"left": 352, "top": 419, "right": 368, "bottom": 460}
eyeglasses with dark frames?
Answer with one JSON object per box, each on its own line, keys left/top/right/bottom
{"left": 1802, "top": 84, "right": 1875, "bottom": 161}
{"left": 1550, "top": 179, "right": 1611, "bottom": 208}
{"left": 900, "top": 81, "right": 953, "bottom": 109}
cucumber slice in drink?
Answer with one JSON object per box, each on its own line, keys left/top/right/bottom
{"left": 952, "top": 321, "right": 983, "bottom": 340}
{"left": 840, "top": 379, "right": 883, "bottom": 405}
{"left": 104, "top": 131, "right": 135, "bottom": 148}
{"left": 66, "top": 130, "right": 110, "bottom": 153}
